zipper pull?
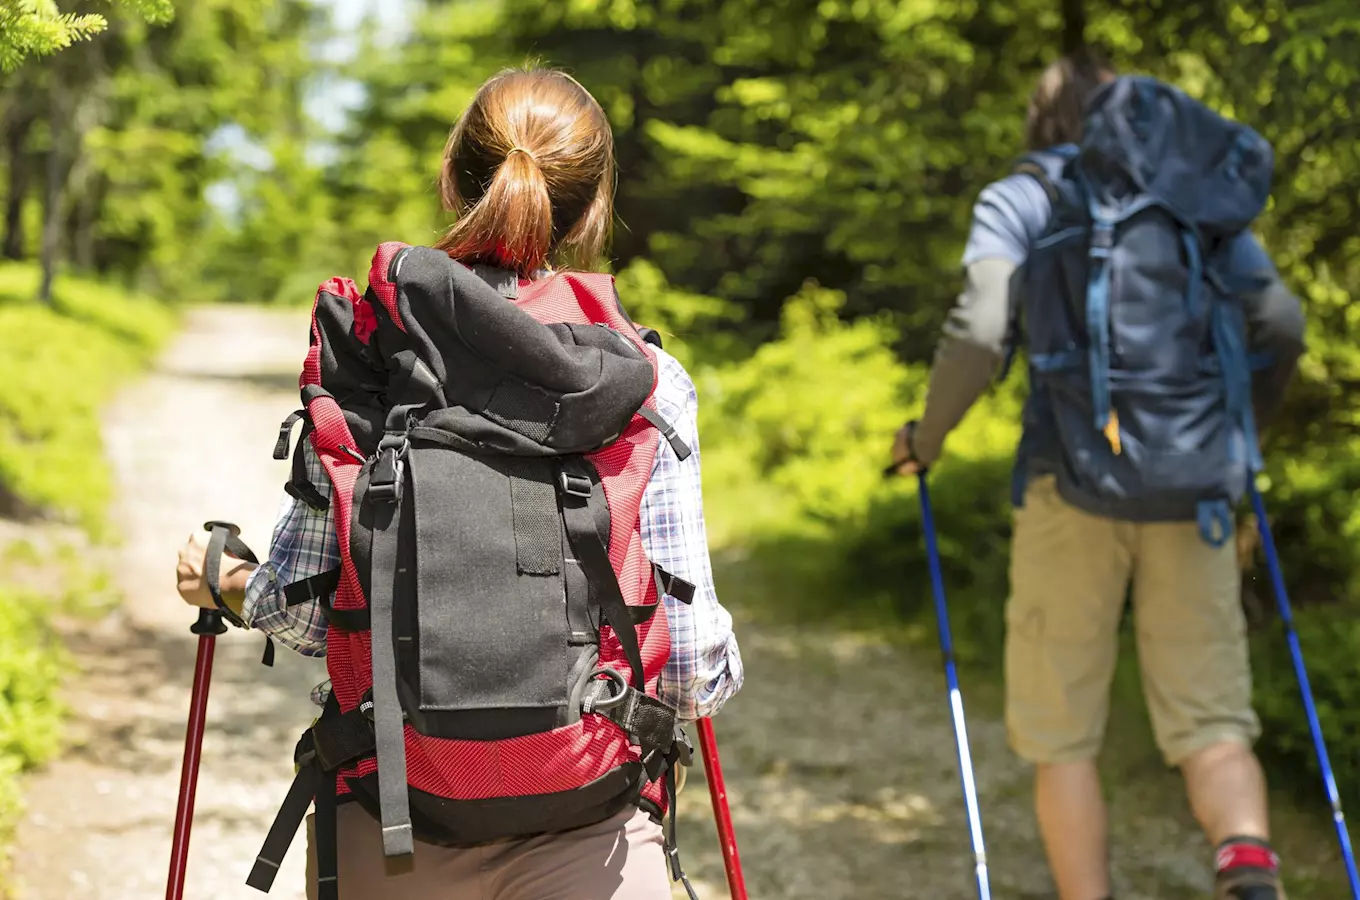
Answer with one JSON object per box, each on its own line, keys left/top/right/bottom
{"left": 1103, "top": 409, "right": 1122, "bottom": 455}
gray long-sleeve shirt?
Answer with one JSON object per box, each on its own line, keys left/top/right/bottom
{"left": 912, "top": 172, "right": 1306, "bottom": 466}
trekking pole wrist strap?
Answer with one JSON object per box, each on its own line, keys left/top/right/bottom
{"left": 202, "top": 520, "right": 256, "bottom": 629}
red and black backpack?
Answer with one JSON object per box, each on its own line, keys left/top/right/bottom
{"left": 245, "top": 243, "right": 700, "bottom": 899}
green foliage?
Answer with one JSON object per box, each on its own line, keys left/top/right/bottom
{"left": 0, "top": 0, "right": 172, "bottom": 72}
{"left": 0, "top": 584, "right": 68, "bottom": 842}
{"left": 0, "top": 0, "right": 318, "bottom": 296}
{"left": 0, "top": 263, "right": 174, "bottom": 531}
{"left": 612, "top": 258, "right": 745, "bottom": 369}
{"left": 701, "top": 283, "right": 916, "bottom": 538}
{"left": 1252, "top": 602, "right": 1360, "bottom": 812}
{"left": 696, "top": 282, "right": 1022, "bottom": 641}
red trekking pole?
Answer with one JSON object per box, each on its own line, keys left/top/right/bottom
{"left": 696, "top": 717, "right": 748, "bottom": 900}
{"left": 166, "top": 521, "right": 255, "bottom": 900}
{"left": 166, "top": 607, "right": 227, "bottom": 900}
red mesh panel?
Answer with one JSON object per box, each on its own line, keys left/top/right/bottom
{"left": 341, "top": 718, "right": 632, "bottom": 799}
{"left": 641, "top": 775, "right": 668, "bottom": 814}
{"left": 366, "top": 242, "right": 410, "bottom": 332}
{"left": 304, "top": 387, "right": 366, "bottom": 713}
{"left": 300, "top": 284, "right": 327, "bottom": 389}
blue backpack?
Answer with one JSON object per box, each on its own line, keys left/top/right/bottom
{"left": 1004, "top": 75, "right": 1275, "bottom": 545}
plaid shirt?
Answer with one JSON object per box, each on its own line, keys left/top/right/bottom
{"left": 242, "top": 346, "right": 743, "bottom": 722}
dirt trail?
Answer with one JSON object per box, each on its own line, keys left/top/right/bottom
{"left": 8, "top": 306, "right": 1248, "bottom": 899}
{"left": 11, "top": 307, "right": 323, "bottom": 900}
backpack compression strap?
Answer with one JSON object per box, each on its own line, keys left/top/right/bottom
{"left": 273, "top": 410, "right": 329, "bottom": 511}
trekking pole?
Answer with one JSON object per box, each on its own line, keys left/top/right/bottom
{"left": 167, "top": 520, "right": 256, "bottom": 900}
{"left": 696, "top": 717, "right": 748, "bottom": 900}
{"left": 917, "top": 473, "right": 992, "bottom": 900}
{"left": 166, "top": 607, "right": 227, "bottom": 900}
{"left": 1249, "top": 483, "right": 1360, "bottom": 899}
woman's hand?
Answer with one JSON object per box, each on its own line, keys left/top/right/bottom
{"left": 176, "top": 533, "right": 215, "bottom": 609}
{"left": 176, "top": 532, "right": 255, "bottom": 615}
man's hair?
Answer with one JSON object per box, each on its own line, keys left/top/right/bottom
{"left": 1025, "top": 49, "right": 1117, "bottom": 151}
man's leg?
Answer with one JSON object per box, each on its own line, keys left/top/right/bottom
{"left": 1133, "top": 520, "right": 1280, "bottom": 898}
{"left": 1006, "top": 476, "right": 1135, "bottom": 900}
{"left": 1035, "top": 761, "right": 1112, "bottom": 900}
{"left": 1182, "top": 739, "right": 1270, "bottom": 844}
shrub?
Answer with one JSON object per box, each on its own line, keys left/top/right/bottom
{"left": 0, "top": 264, "right": 175, "bottom": 532}
{"left": 0, "top": 586, "right": 68, "bottom": 841}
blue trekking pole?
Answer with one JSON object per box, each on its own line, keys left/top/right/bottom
{"left": 917, "top": 472, "right": 992, "bottom": 900}
{"left": 1249, "top": 483, "right": 1360, "bottom": 898}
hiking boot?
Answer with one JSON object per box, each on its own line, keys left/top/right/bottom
{"left": 1215, "top": 866, "right": 1285, "bottom": 900}
{"left": 1214, "top": 837, "right": 1286, "bottom": 900}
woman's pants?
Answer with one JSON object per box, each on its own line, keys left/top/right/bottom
{"left": 305, "top": 801, "right": 672, "bottom": 899}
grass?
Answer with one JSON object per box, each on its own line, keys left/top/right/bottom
{"left": 0, "top": 263, "right": 176, "bottom": 535}
{"left": 0, "top": 584, "right": 68, "bottom": 849}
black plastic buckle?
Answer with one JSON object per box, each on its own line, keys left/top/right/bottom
{"left": 293, "top": 730, "right": 318, "bottom": 769}
{"left": 558, "top": 471, "right": 593, "bottom": 499}
{"left": 368, "top": 437, "right": 408, "bottom": 504}
{"left": 672, "top": 724, "right": 693, "bottom": 768}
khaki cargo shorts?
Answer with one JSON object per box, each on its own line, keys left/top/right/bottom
{"left": 1005, "top": 475, "right": 1261, "bottom": 766}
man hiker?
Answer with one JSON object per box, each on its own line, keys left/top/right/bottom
{"left": 888, "top": 52, "right": 1306, "bottom": 900}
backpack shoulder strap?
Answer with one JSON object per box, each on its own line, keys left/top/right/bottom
{"left": 997, "top": 147, "right": 1077, "bottom": 381}
{"left": 1012, "top": 145, "right": 1077, "bottom": 207}
{"left": 1013, "top": 160, "right": 1060, "bottom": 206}
{"left": 366, "top": 241, "right": 413, "bottom": 331}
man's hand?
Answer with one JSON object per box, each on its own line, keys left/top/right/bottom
{"left": 888, "top": 420, "right": 922, "bottom": 477}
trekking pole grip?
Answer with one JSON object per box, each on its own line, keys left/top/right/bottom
{"left": 191, "top": 608, "right": 229, "bottom": 636}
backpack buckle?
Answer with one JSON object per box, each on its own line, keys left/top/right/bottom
{"left": 369, "top": 436, "right": 408, "bottom": 504}
{"left": 671, "top": 724, "right": 693, "bottom": 769}
{"left": 558, "top": 470, "right": 593, "bottom": 499}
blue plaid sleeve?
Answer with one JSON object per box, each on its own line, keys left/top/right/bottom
{"left": 241, "top": 443, "right": 336, "bottom": 657}
{"left": 641, "top": 349, "right": 745, "bottom": 721}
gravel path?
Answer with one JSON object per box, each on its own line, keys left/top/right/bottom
{"left": 11, "top": 306, "right": 324, "bottom": 900}
{"left": 6, "top": 305, "right": 1303, "bottom": 899}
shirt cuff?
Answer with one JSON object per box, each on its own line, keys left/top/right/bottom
{"left": 240, "top": 562, "right": 282, "bottom": 629}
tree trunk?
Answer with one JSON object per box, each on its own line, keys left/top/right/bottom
{"left": 38, "top": 86, "right": 66, "bottom": 305}
{"left": 2, "top": 114, "right": 32, "bottom": 261}
{"left": 1062, "top": 0, "right": 1087, "bottom": 53}
{"left": 68, "top": 144, "right": 98, "bottom": 270}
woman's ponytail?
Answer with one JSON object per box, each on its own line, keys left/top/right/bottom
{"left": 437, "top": 144, "right": 554, "bottom": 275}
{"left": 434, "top": 68, "right": 615, "bottom": 276}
